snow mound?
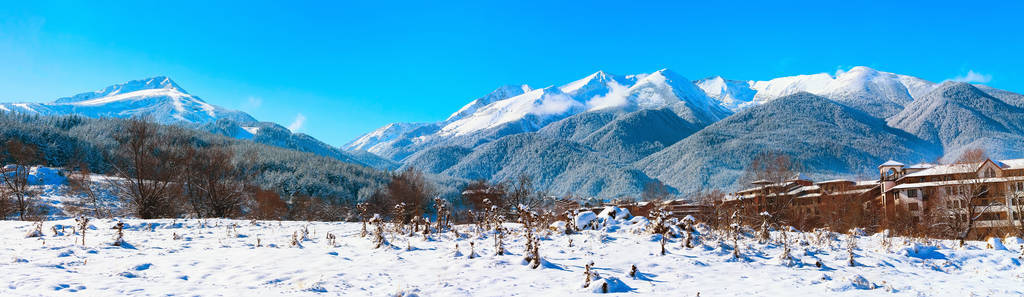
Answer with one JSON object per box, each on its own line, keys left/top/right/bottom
{"left": 597, "top": 206, "right": 631, "bottom": 221}
{"left": 575, "top": 212, "right": 598, "bottom": 230}
{"left": 987, "top": 237, "right": 1008, "bottom": 250}
{"left": 903, "top": 244, "right": 943, "bottom": 259}
{"left": 588, "top": 276, "right": 631, "bottom": 293}
{"left": 549, "top": 221, "right": 567, "bottom": 233}
{"left": 828, "top": 274, "right": 877, "bottom": 291}
{"left": 1004, "top": 236, "right": 1024, "bottom": 248}
{"left": 29, "top": 166, "right": 65, "bottom": 186}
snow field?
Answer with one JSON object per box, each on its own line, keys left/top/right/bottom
{"left": 2, "top": 216, "right": 1023, "bottom": 296}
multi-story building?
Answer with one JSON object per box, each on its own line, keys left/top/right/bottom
{"left": 879, "top": 158, "right": 1024, "bottom": 237}
{"left": 724, "top": 173, "right": 880, "bottom": 227}
{"left": 724, "top": 158, "right": 1024, "bottom": 238}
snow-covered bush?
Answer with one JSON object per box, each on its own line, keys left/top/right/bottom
{"left": 986, "top": 237, "right": 1007, "bottom": 250}
{"left": 574, "top": 211, "right": 598, "bottom": 230}
{"left": 112, "top": 221, "right": 126, "bottom": 247}
{"left": 24, "top": 221, "right": 43, "bottom": 238}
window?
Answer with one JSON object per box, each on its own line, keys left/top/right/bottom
{"left": 907, "top": 189, "right": 919, "bottom": 198}
{"left": 984, "top": 168, "right": 996, "bottom": 178}
{"left": 908, "top": 203, "right": 920, "bottom": 211}
{"left": 944, "top": 186, "right": 953, "bottom": 196}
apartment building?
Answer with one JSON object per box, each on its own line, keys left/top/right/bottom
{"left": 879, "top": 158, "right": 1024, "bottom": 237}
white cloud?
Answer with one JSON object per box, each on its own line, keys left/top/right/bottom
{"left": 243, "top": 96, "right": 262, "bottom": 110}
{"left": 535, "top": 93, "right": 581, "bottom": 115}
{"left": 287, "top": 113, "right": 306, "bottom": 132}
{"left": 950, "top": 70, "right": 992, "bottom": 84}
{"left": 586, "top": 81, "right": 629, "bottom": 111}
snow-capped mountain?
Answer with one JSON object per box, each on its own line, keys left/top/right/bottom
{"left": 0, "top": 76, "right": 395, "bottom": 170}
{"left": 440, "top": 69, "right": 727, "bottom": 137}
{"left": 697, "top": 66, "right": 938, "bottom": 117}
{"left": 350, "top": 68, "right": 728, "bottom": 162}
{"left": 695, "top": 76, "right": 758, "bottom": 111}
{"left": 0, "top": 76, "right": 257, "bottom": 125}
{"left": 347, "top": 66, "right": 1024, "bottom": 198}
{"left": 343, "top": 84, "right": 535, "bottom": 154}
{"left": 447, "top": 84, "right": 532, "bottom": 122}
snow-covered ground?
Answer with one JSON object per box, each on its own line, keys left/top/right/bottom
{"left": 2, "top": 214, "right": 1023, "bottom": 296}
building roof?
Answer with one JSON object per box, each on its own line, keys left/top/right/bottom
{"left": 896, "top": 158, "right": 1024, "bottom": 179}
{"left": 786, "top": 185, "right": 820, "bottom": 196}
{"left": 890, "top": 176, "right": 1024, "bottom": 191}
{"left": 788, "top": 173, "right": 811, "bottom": 181}
{"left": 903, "top": 162, "right": 981, "bottom": 178}
{"left": 1002, "top": 158, "right": 1024, "bottom": 170}
{"left": 815, "top": 179, "right": 854, "bottom": 185}
{"left": 908, "top": 163, "right": 935, "bottom": 169}
{"left": 879, "top": 160, "right": 905, "bottom": 167}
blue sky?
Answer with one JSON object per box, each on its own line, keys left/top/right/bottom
{"left": 2, "top": 1, "right": 1022, "bottom": 146}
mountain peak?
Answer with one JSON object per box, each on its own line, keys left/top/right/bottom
{"left": 445, "top": 84, "right": 533, "bottom": 122}
{"left": 559, "top": 70, "right": 621, "bottom": 95}
{"left": 56, "top": 76, "right": 187, "bottom": 104}
{"left": 652, "top": 68, "right": 680, "bottom": 76}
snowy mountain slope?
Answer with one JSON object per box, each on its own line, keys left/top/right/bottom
{"left": 348, "top": 69, "right": 729, "bottom": 163}
{"left": 535, "top": 106, "right": 704, "bottom": 164}
{"left": 887, "top": 82, "right": 1024, "bottom": 160}
{"left": 578, "top": 107, "right": 702, "bottom": 163}
{"left": 439, "top": 87, "right": 584, "bottom": 137}
{"left": 976, "top": 84, "right": 1024, "bottom": 109}
{"left": 637, "top": 93, "right": 940, "bottom": 193}
{"left": 438, "top": 133, "right": 666, "bottom": 198}
{"left": 698, "top": 66, "right": 939, "bottom": 117}
{"left": 0, "top": 76, "right": 257, "bottom": 125}
{"left": 344, "top": 66, "right": 1024, "bottom": 196}
{"left": 1, "top": 77, "right": 396, "bottom": 170}
{"left": 696, "top": 76, "right": 758, "bottom": 111}
{"left": 341, "top": 122, "right": 439, "bottom": 155}
{"left": 446, "top": 84, "right": 532, "bottom": 122}
{"left": 343, "top": 84, "right": 534, "bottom": 155}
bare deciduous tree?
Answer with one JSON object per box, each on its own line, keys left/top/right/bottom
{"left": 195, "top": 147, "right": 245, "bottom": 218}
{"left": 642, "top": 181, "right": 671, "bottom": 202}
{"left": 1, "top": 139, "right": 40, "bottom": 220}
{"left": 462, "top": 179, "right": 505, "bottom": 212}
{"left": 934, "top": 152, "right": 1002, "bottom": 245}
{"left": 1009, "top": 188, "right": 1024, "bottom": 237}
{"left": 111, "top": 118, "right": 186, "bottom": 219}
{"left": 743, "top": 152, "right": 799, "bottom": 226}
{"left": 66, "top": 162, "right": 108, "bottom": 218}
{"left": 384, "top": 167, "right": 435, "bottom": 224}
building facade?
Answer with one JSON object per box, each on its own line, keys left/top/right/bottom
{"left": 725, "top": 158, "right": 1024, "bottom": 238}
{"left": 879, "top": 158, "right": 1024, "bottom": 237}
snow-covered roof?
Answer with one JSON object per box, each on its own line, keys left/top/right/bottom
{"left": 903, "top": 162, "right": 980, "bottom": 178}
{"left": 815, "top": 179, "right": 854, "bottom": 185}
{"left": 879, "top": 160, "right": 905, "bottom": 167}
{"left": 788, "top": 173, "right": 811, "bottom": 181}
{"left": 1002, "top": 158, "right": 1024, "bottom": 170}
{"left": 889, "top": 176, "right": 1024, "bottom": 191}
{"left": 854, "top": 180, "right": 879, "bottom": 187}
{"left": 786, "top": 185, "right": 820, "bottom": 196}
{"left": 896, "top": 158, "right": 1024, "bottom": 179}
